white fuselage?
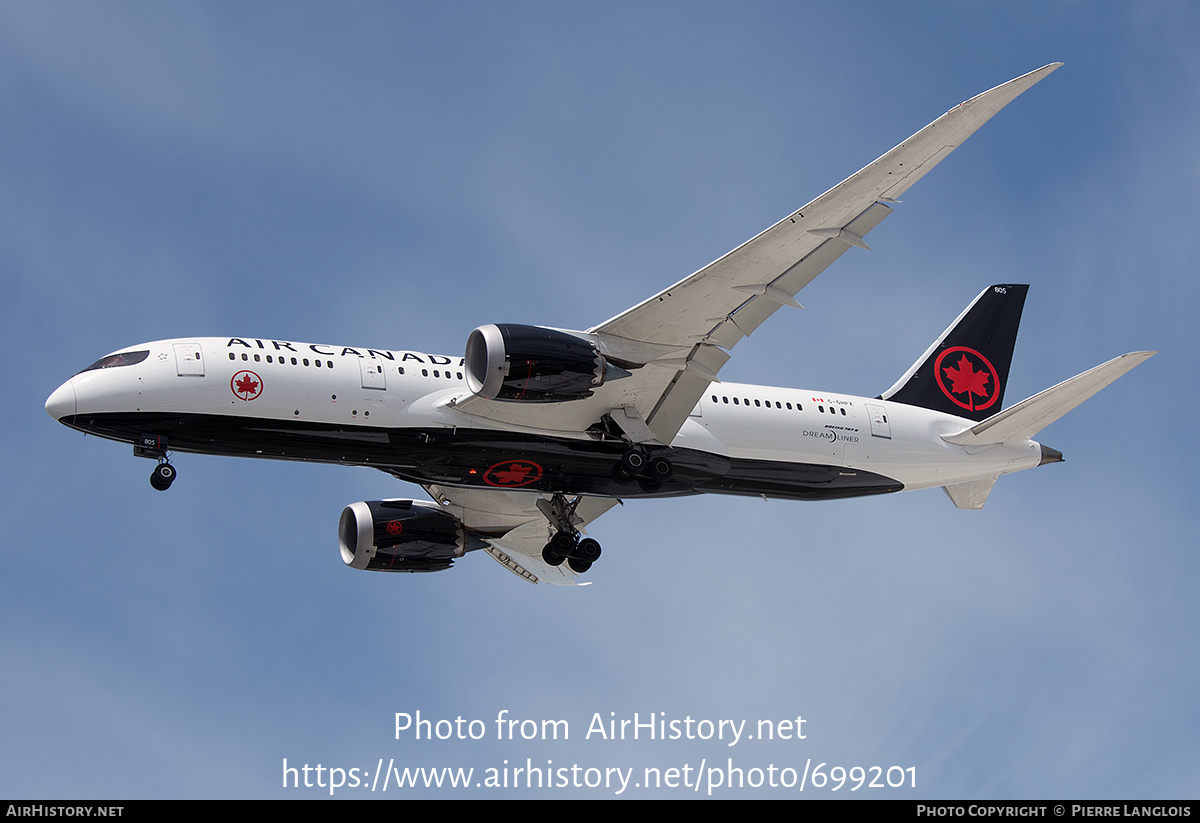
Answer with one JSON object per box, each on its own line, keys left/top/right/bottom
{"left": 46, "top": 336, "right": 1043, "bottom": 499}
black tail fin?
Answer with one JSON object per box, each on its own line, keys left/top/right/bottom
{"left": 881, "top": 284, "right": 1028, "bottom": 422}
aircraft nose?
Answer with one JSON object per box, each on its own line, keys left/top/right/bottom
{"left": 45, "top": 380, "right": 76, "bottom": 421}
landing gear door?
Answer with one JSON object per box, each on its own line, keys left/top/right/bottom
{"left": 359, "top": 358, "right": 386, "bottom": 390}
{"left": 173, "top": 342, "right": 204, "bottom": 376}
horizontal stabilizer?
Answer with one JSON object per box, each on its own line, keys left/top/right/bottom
{"left": 942, "top": 351, "right": 1156, "bottom": 446}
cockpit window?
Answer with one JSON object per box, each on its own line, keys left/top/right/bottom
{"left": 78, "top": 349, "right": 150, "bottom": 374}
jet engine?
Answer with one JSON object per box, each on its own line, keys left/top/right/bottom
{"left": 465, "top": 323, "right": 630, "bottom": 402}
{"left": 339, "top": 499, "right": 486, "bottom": 573}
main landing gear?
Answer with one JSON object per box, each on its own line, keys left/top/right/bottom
{"left": 135, "top": 433, "right": 176, "bottom": 491}
{"left": 590, "top": 413, "right": 675, "bottom": 490}
{"left": 616, "top": 447, "right": 673, "bottom": 489}
{"left": 537, "top": 493, "right": 603, "bottom": 574}
{"left": 541, "top": 531, "right": 602, "bottom": 574}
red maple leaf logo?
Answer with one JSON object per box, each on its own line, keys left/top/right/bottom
{"left": 934, "top": 347, "right": 1000, "bottom": 413}
{"left": 231, "top": 370, "right": 262, "bottom": 400}
{"left": 490, "top": 464, "right": 534, "bottom": 484}
{"left": 483, "top": 460, "right": 543, "bottom": 487}
{"left": 933, "top": 348, "right": 1004, "bottom": 414}
{"left": 235, "top": 373, "right": 259, "bottom": 396}
{"left": 942, "top": 355, "right": 990, "bottom": 402}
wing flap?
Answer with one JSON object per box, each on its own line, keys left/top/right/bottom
{"left": 701, "top": 203, "right": 895, "bottom": 348}
{"left": 484, "top": 520, "right": 578, "bottom": 585}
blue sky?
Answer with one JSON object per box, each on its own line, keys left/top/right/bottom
{"left": 3, "top": 2, "right": 1198, "bottom": 799}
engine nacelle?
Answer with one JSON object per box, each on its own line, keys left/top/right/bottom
{"left": 338, "top": 500, "right": 485, "bottom": 573}
{"left": 465, "top": 323, "right": 629, "bottom": 402}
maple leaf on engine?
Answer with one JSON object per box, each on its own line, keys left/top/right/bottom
{"left": 235, "top": 373, "right": 259, "bottom": 397}
{"left": 942, "top": 355, "right": 991, "bottom": 407}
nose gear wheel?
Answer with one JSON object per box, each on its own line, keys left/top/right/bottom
{"left": 150, "top": 460, "right": 176, "bottom": 491}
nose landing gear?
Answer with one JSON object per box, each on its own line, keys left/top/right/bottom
{"left": 150, "top": 461, "right": 176, "bottom": 491}
{"left": 135, "top": 433, "right": 176, "bottom": 491}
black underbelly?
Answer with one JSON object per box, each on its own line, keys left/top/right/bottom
{"left": 60, "top": 411, "right": 904, "bottom": 501}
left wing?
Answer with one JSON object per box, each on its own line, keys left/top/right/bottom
{"left": 422, "top": 484, "right": 618, "bottom": 585}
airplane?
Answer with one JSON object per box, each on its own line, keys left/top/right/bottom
{"left": 44, "top": 63, "right": 1154, "bottom": 586}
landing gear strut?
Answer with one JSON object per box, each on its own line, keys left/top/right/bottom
{"left": 135, "top": 433, "right": 176, "bottom": 491}
{"left": 537, "top": 493, "right": 603, "bottom": 575}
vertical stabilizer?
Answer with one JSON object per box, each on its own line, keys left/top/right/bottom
{"left": 881, "top": 284, "right": 1028, "bottom": 422}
